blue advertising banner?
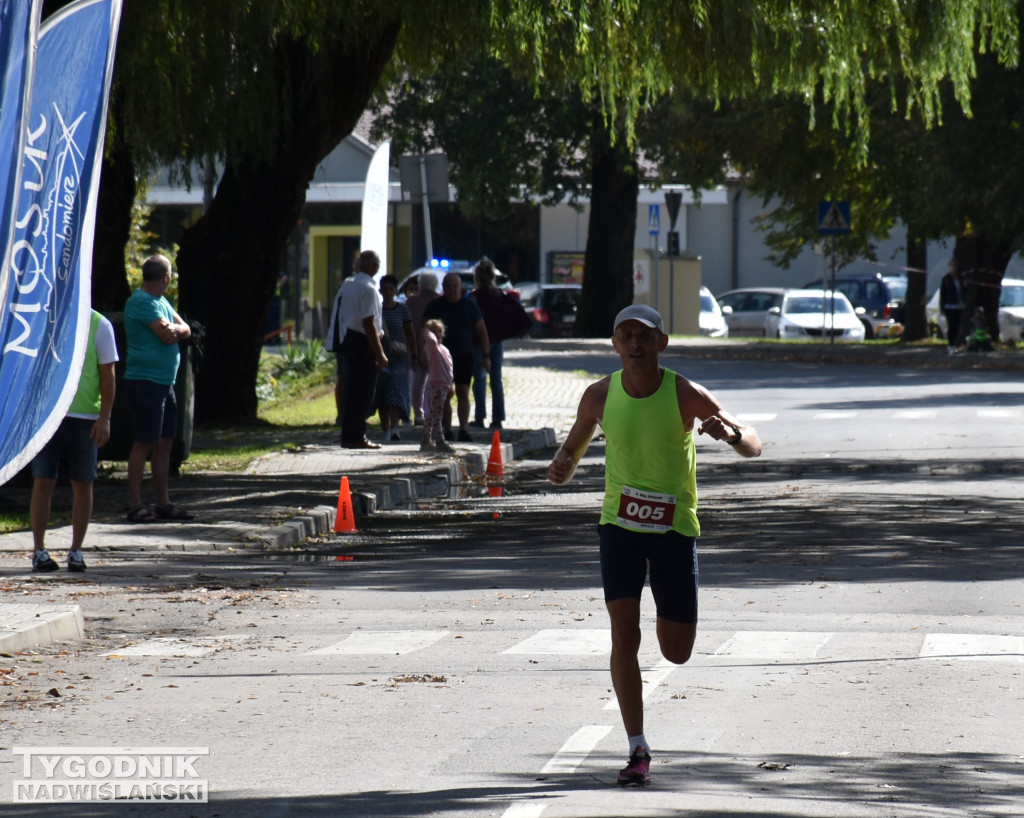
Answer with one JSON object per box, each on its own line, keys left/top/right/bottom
{"left": 0, "top": 0, "right": 122, "bottom": 486}
{"left": 0, "top": 0, "right": 41, "bottom": 320}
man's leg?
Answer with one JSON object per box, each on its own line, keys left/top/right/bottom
{"left": 151, "top": 437, "right": 174, "bottom": 509}
{"left": 342, "top": 334, "right": 375, "bottom": 443}
{"left": 455, "top": 383, "right": 471, "bottom": 432}
{"left": 69, "top": 480, "right": 94, "bottom": 551}
{"left": 471, "top": 348, "right": 486, "bottom": 424}
{"left": 656, "top": 619, "right": 697, "bottom": 665}
{"left": 333, "top": 351, "right": 347, "bottom": 424}
{"left": 127, "top": 441, "right": 152, "bottom": 509}
{"left": 490, "top": 342, "right": 505, "bottom": 425}
{"left": 607, "top": 597, "right": 645, "bottom": 737}
{"left": 30, "top": 477, "right": 57, "bottom": 552}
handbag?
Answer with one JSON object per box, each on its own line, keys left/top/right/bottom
{"left": 381, "top": 312, "right": 407, "bottom": 358}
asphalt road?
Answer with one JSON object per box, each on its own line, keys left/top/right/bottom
{"left": 2, "top": 354, "right": 1022, "bottom": 817}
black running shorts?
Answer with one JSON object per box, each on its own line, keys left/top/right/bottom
{"left": 598, "top": 523, "right": 698, "bottom": 624}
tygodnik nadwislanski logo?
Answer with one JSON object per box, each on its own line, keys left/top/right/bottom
{"left": 11, "top": 747, "right": 209, "bottom": 803}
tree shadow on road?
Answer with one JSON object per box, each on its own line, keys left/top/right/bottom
{"left": 5, "top": 749, "right": 1019, "bottom": 817}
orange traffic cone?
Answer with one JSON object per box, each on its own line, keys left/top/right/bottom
{"left": 487, "top": 431, "right": 504, "bottom": 498}
{"left": 333, "top": 475, "right": 357, "bottom": 533}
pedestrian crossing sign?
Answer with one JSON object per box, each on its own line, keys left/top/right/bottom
{"left": 818, "top": 201, "right": 851, "bottom": 234}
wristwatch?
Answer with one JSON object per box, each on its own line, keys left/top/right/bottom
{"left": 726, "top": 423, "right": 742, "bottom": 445}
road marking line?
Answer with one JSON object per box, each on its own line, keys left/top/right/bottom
{"left": 919, "top": 633, "right": 1024, "bottom": 662}
{"left": 503, "top": 629, "right": 610, "bottom": 655}
{"left": 104, "top": 635, "right": 248, "bottom": 657}
{"left": 714, "top": 631, "right": 833, "bottom": 660}
{"left": 307, "top": 630, "right": 449, "bottom": 655}
{"left": 539, "top": 725, "right": 613, "bottom": 775}
{"left": 501, "top": 803, "right": 547, "bottom": 818}
{"left": 605, "top": 658, "right": 676, "bottom": 711}
{"left": 813, "top": 410, "right": 858, "bottom": 419}
{"left": 737, "top": 413, "right": 777, "bottom": 422}
{"left": 977, "top": 408, "right": 1020, "bottom": 418}
{"left": 892, "top": 410, "right": 937, "bottom": 420}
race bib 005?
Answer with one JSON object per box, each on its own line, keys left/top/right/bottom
{"left": 616, "top": 485, "right": 676, "bottom": 532}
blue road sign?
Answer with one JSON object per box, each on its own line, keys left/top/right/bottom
{"left": 818, "top": 201, "right": 851, "bottom": 234}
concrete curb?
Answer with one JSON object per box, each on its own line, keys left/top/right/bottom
{"left": 258, "top": 427, "right": 559, "bottom": 543}
{"left": 0, "top": 602, "right": 85, "bottom": 653}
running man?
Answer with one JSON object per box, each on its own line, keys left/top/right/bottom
{"left": 547, "top": 304, "right": 762, "bottom": 785}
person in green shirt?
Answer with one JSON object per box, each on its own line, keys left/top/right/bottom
{"left": 548, "top": 304, "right": 762, "bottom": 786}
{"left": 31, "top": 311, "right": 118, "bottom": 572}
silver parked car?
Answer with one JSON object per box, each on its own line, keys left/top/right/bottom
{"left": 715, "top": 287, "right": 787, "bottom": 337}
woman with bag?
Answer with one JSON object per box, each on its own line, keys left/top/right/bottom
{"left": 470, "top": 258, "right": 532, "bottom": 430}
{"left": 371, "top": 275, "right": 417, "bottom": 440}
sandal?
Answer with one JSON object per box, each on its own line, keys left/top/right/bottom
{"left": 154, "top": 504, "right": 194, "bottom": 521}
{"left": 126, "top": 505, "right": 157, "bottom": 523}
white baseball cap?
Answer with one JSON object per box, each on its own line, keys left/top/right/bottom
{"left": 613, "top": 304, "right": 666, "bottom": 333}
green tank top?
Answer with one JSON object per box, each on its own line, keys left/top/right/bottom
{"left": 68, "top": 311, "right": 102, "bottom": 416}
{"left": 599, "top": 368, "right": 700, "bottom": 536}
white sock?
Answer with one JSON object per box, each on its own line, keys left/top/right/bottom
{"left": 628, "top": 734, "right": 649, "bottom": 755}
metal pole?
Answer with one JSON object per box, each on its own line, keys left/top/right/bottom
{"left": 830, "top": 236, "right": 837, "bottom": 344}
{"left": 652, "top": 236, "right": 660, "bottom": 315}
{"left": 418, "top": 156, "right": 433, "bottom": 263}
{"left": 669, "top": 255, "right": 675, "bottom": 333}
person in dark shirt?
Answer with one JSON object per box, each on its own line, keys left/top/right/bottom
{"left": 422, "top": 273, "right": 490, "bottom": 441}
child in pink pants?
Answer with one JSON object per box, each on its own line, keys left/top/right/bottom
{"left": 421, "top": 319, "right": 454, "bottom": 453}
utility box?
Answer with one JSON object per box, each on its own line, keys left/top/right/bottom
{"left": 632, "top": 249, "right": 702, "bottom": 335}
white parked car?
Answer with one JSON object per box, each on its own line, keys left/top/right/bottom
{"left": 926, "top": 277, "right": 1024, "bottom": 341}
{"left": 699, "top": 286, "right": 729, "bottom": 338}
{"left": 765, "top": 289, "right": 866, "bottom": 343}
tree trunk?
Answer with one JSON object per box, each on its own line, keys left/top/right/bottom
{"left": 176, "top": 21, "right": 400, "bottom": 425}
{"left": 577, "top": 117, "right": 638, "bottom": 337}
{"left": 902, "top": 227, "right": 928, "bottom": 342}
{"left": 953, "top": 235, "right": 1011, "bottom": 345}
{"left": 90, "top": 131, "right": 134, "bottom": 313}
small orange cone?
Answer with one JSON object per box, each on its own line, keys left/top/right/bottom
{"left": 333, "top": 475, "right": 357, "bottom": 533}
{"left": 487, "top": 431, "right": 504, "bottom": 497}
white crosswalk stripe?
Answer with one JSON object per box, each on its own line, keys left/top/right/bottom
{"left": 104, "top": 635, "right": 249, "bottom": 657}
{"left": 307, "top": 630, "right": 449, "bottom": 655}
{"left": 502, "top": 628, "right": 609, "bottom": 655}
{"left": 713, "top": 630, "right": 833, "bottom": 660}
{"left": 104, "top": 628, "right": 1024, "bottom": 663}
{"left": 919, "top": 633, "right": 1024, "bottom": 662}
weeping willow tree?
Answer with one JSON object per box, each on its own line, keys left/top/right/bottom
{"left": 74, "top": 0, "right": 1017, "bottom": 423}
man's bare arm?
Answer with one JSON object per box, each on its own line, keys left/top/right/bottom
{"left": 547, "top": 379, "right": 608, "bottom": 484}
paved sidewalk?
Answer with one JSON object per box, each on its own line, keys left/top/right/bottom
{"left": 0, "top": 336, "right": 1018, "bottom": 650}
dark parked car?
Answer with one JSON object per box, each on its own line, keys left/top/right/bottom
{"left": 520, "top": 284, "right": 582, "bottom": 337}
{"left": 802, "top": 272, "right": 905, "bottom": 338}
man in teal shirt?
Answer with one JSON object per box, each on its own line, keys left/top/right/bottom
{"left": 123, "top": 254, "right": 192, "bottom": 522}
{"left": 548, "top": 304, "right": 762, "bottom": 786}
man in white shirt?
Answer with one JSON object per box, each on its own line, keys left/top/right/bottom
{"left": 339, "top": 250, "right": 388, "bottom": 448}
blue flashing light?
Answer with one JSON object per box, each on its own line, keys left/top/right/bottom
{"left": 429, "top": 258, "right": 451, "bottom": 269}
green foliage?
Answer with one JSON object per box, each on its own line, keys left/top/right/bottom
{"left": 257, "top": 343, "right": 332, "bottom": 407}
{"left": 371, "top": 55, "right": 593, "bottom": 220}
{"left": 124, "top": 193, "right": 181, "bottom": 305}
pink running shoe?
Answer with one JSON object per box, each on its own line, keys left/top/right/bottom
{"left": 617, "top": 747, "right": 651, "bottom": 786}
